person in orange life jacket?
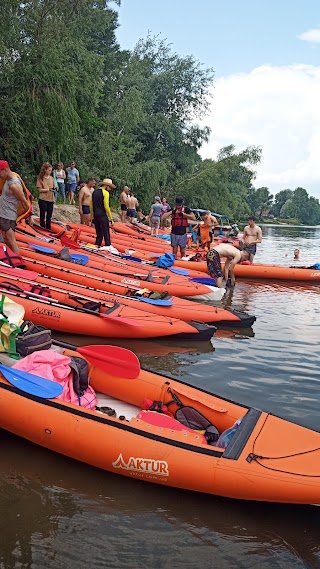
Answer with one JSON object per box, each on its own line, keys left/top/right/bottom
{"left": 0, "top": 160, "right": 30, "bottom": 254}
{"left": 90, "top": 178, "right": 115, "bottom": 247}
{"left": 162, "top": 196, "right": 195, "bottom": 258}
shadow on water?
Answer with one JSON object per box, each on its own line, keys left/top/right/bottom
{"left": 1, "top": 431, "right": 319, "bottom": 569}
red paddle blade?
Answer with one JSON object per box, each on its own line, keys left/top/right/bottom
{"left": 77, "top": 345, "right": 140, "bottom": 379}
{"left": 0, "top": 264, "right": 39, "bottom": 280}
{"left": 60, "top": 234, "right": 81, "bottom": 249}
{"left": 99, "top": 312, "right": 142, "bottom": 327}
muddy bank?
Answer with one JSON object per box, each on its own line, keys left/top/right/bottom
{"left": 32, "top": 202, "right": 120, "bottom": 225}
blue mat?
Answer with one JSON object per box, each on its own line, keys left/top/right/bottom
{"left": 189, "top": 277, "right": 217, "bottom": 286}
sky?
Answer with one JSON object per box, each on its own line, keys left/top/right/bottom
{"left": 112, "top": 0, "right": 320, "bottom": 199}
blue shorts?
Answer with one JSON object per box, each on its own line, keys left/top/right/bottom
{"left": 242, "top": 243, "right": 257, "bottom": 256}
{"left": 82, "top": 205, "right": 90, "bottom": 215}
{"left": 171, "top": 233, "right": 188, "bottom": 249}
{"left": 207, "top": 249, "right": 223, "bottom": 278}
{"left": 127, "top": 208, "right": 137, "bottom": 218}
{"left": 67, "top": 182, "right": 77, "bottom": 193}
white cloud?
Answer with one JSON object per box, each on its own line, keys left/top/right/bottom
{"left": 298, "top": 27, "right": 320, "bottom": 44}
{"left": 199, "top": 64, "right": 320, "bottom": 199}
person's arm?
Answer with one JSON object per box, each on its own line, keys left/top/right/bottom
{"left": 256, "top": 227, "right": 262, "bottom": 243}
{"left": 78, "top": 188, "right": 84, "bottom": 213}
{"left": 182, "top": 209, "right": 196, "bottom": 221}
{"left": 162, "top": 209, "right": 172, "bottom": 220}
{"left": 10, "top": 183, "right": 29, "bottom": 211}
{"left": 149, "top": 205, "right": 154, "bottom": 218}
{"left": 211, "top": 215, "right": 218, "bottom": 226}
{"left": 102, "top": 189, "right": 113, "bottom": 222}
{"left": 76, "top": 170, "right": 80, "bottom": 184}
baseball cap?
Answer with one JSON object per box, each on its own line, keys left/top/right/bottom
{"left": 175, "top": 196, "right": 184, "bottom": 205}
{"left": 0, "top": 160, "right": 9, "bottom": 171}
{"left": 155, "top": 196, "right": 161, "bottom": 202}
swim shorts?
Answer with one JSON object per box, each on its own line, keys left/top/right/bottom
{"left": 82, "top": 205, "right": 90, "bottom": 215}
{"left": 242, "top": 243, "right": 257, "bottom": 256}
{"left": 170, "top": 233, "right": 188, "bottom": 249}
{"left": 206, "top": 249, "right": 223, "bottom": 278}
{"left": 121, "top": 204, "right": 127, "bottom": 211}
{"left": 127, "top": 208, "right": 137, "bottom": 218}
{"left": 0, "top": 217, "right": 16, "bottom": 232}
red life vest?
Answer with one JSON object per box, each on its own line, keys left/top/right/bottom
{"left": 171, "top": 207, "right": 189, "bottom": 228}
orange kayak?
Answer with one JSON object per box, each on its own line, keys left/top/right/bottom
{"left": 0, "top": 266, "right": 255, "bottom": 327}
{"left": 0, "top": 345, "right": 318, "bottom": 504}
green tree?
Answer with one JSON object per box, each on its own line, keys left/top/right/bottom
{"left": 273, "top": 189, "right": 293, "bottom": 217}
{"left": 246, "top": 186, "right": 273, "bottom": 216}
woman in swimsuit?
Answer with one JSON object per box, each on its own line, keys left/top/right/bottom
{"left": 78, "top": 177, "right": 96, "bottom": 225}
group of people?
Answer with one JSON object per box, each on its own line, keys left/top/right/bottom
{"left": 0, "top": 157, "right": 265, "bottom": 289}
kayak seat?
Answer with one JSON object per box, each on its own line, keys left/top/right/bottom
{"left": 175, "top": 406, "right": 220, "bottom": 445}
{"left": 223, "top": 408, "right": 262, "bottom": 460}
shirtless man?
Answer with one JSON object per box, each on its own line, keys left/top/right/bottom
{"left": 194, "top": 211, "right": 219, "bottom": 248}
{"left": 127, "top": 191, "right": 139, "bottom": 223}
{"left": 78, "top": 177, "right": 96, "bottom": 225}
{"left": 207, "top": 243, "right": 249, "bottom": 288}
{"left": 120, "top": 186, "right": 130, "bottom": 223}
{"left": 0, "top": 160, "right": 30, "bottom": 253}
{"left": 241, "top": 216, "right": 262, "bottom": 262}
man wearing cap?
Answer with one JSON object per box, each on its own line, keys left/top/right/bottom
{"left": 90, "top": 178, "right": 115, "bottom": 247}
{"left": 0, "top": 160, "right": 30, "bottom": 253}
{"left": 162, "top": 196, "right": 195, "bottom": 258}
{"left": 149, "top": 196, "right": 162, "bottom": 237}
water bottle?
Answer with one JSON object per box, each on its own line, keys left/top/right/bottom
{"left": 216, "top": 419, "right": 242, "bottom": 449}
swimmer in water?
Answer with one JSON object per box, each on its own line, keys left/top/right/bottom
{"left": 294, "top": 248, "right": 300, "bottom": 260}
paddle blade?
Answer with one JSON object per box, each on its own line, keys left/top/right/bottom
{"left": 28, "top": 243, "right": 56, "bottom": 254}
{"left": 168, "top": 267, "right": 190, "bottom": 276}
{"left": 77, "top": 345, "right": 140, "bottom": 379}
{"left": 0, "top": 264, "right": 40, "bottom": 280}
{"left": 189, "top": 277, "right": 217, "bottom": 286}
{"left": 71, "top": 253, "right": 89, "bottom": 265}
{"left": 0, "top": 364, "right": 64, "bottom": 399}
{"left": 121, "top": 255, "right": 142, "bottom": 263}
{"left": 138, "top": 297, "right": 173, "bottom": 306}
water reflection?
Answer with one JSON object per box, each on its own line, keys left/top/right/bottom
{"left": 1, "top": 431, "right": 319, "bottom": 569}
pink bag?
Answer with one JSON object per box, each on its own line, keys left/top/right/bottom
{"left": 13, "top": 349, "right": 97, "bottom": 409}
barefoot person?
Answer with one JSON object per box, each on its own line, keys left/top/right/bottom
{"left": 241, "top": 216, "right": 262, "bottom": 262}
{"left": 90, "top": 178, "right": 115, "bottom": 247}
{"left": 0, "top": 160, "right": 30, "bottom": 253}
{"left": 207, "top": 244, "right": 249, "bottom": 288}
{"left": 120, "top": 186, "right": 130, "bottom": 223}
{"left": 162, "top": 196, "right": 195, "bottom": 258}
{"left": 127, "top": 191, "right": 139, "bottom": 223}
{"left": 78, "top": 177, "right": 96, "bottom": 225}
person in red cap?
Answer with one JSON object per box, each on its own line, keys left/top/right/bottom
{"left": 0, "top": 160, "right": 30, "bottom": 253}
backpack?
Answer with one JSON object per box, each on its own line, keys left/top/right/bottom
{"left": 155, "top": 252, "right": 175, "bottom": 268}
{"left": 68, "top": 355, "right": 89, "bottom": 396}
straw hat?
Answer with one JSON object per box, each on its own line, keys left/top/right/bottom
{"left": 100, "top": 178, "right": 116, "bottom": 189}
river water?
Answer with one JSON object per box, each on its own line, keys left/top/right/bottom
{"left": 1, "top": 225, "right": 320, "bottom": 569}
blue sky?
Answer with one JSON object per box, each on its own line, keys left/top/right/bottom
{"left": 113, "top": 1, "right": 320, "bottom": 198}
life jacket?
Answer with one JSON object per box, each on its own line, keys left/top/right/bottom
{"left": 171, "top": 207, "right": 189, "bottom": 228}
{"left": 0, "top": 244, "right": 26, "bottom": 268}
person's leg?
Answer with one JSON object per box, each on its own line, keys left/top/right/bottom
{"left": 46, "top": 202, "right": 54, "bottom": 230}
{"left": 171, "top": 233, "right": 178, "bottom": 257}
{"left": 206, "top": 250, "right": 223, "bottom": 288}
{"left": 82, "top": 213, "right": 91, "bottom": 226}
{"left": 3, "top": 228, "right": 20, "bottom": 254}
{"left": 154, "top": 218, "right": 160, "bottom": 236}
{"left": 101, "top": 216, "right": 111, "bottom": 246}
{"left": 94, "top": 216, "right": 103, "bottom": 247}
{"left": 179, "top": 233, "right": 188, "bottom": 258}
{"left": 69, "top": 190, "right": 75, "bottom": 204}
{"left": 39, "top": 199, "right": 46, "bottom": 228}
{"left": 59, "top": 183, "right": 66, "bottom": 202}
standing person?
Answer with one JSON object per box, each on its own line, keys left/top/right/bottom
{"left": 162, "top": 196, "right": 195, "bottom": 258}
{"left": 207, "top": 244, "right": 249, "bottom": 288}
{"left": 120, "top": 186, "right": 130, "bottom": 223}
{"left": 127, "top": 191, "right": 139, "bottom": 223}
{"left": 0, "top": 160, "right": 30, "bottom": 253}
{"left": 53, "top": 162, "right": 66, "bottom": 202}
{"left": 149, "top": 196, "right": 162, "bottom": 237}
{"left": 241, "top": 216, "right": 262, "bottom": 262}
{"left": 160, "top": 196, "right": 171, "bottom": 228}
{"left": 78, "top": 178, "right": 96, "bottom": 225}
{"left": 36, "top": 162, "right": 57, "bottom": 231}
{"left": 90, "top": 178, "right": 115, "bottom": 248}
{"left": 66, "top": 161, "right": 80, "bottom": 205}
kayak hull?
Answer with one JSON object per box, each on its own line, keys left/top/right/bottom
{"left": 0, "top": 350, "right": 319, "bottom": 505}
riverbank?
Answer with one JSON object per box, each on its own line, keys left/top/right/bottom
{"left": 31, "top": 202, "right": 121, "bottom": 225}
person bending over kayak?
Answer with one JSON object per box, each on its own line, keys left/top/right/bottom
{"left": 207, "top": 244, "right": 249, "bottom": 288}
{"left": 90, "top": 178, "right": 115, "bottom": 247}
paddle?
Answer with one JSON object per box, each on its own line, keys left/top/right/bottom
{"left": 168, "top": 267, "right": 190, "bottom": 276}
{"left": 0, "top": 264, "right": 40, "bottom": 281}
{"left": 52, "top": 340, "right": 141, "bottom": 379}
{"left": 138, "top": 297, "right": 173, "bottom": 306}
{"left": 60, "top": 234, "right": 81, "bottom": 249}
{"left": 70, "top": 253, "right": 89, "bottom": 265}
{"left": 28, "top": 243, "right": 56, "bottom": 255}
{"left": 0, "top": 364, "right": 64, "bottom": 398}
{"left": 189, "top": 277, "right": 217, "bottom": 286}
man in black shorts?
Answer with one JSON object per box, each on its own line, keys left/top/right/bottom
{"left": 120, "top": 186, "right": 129, "bottom": 223}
